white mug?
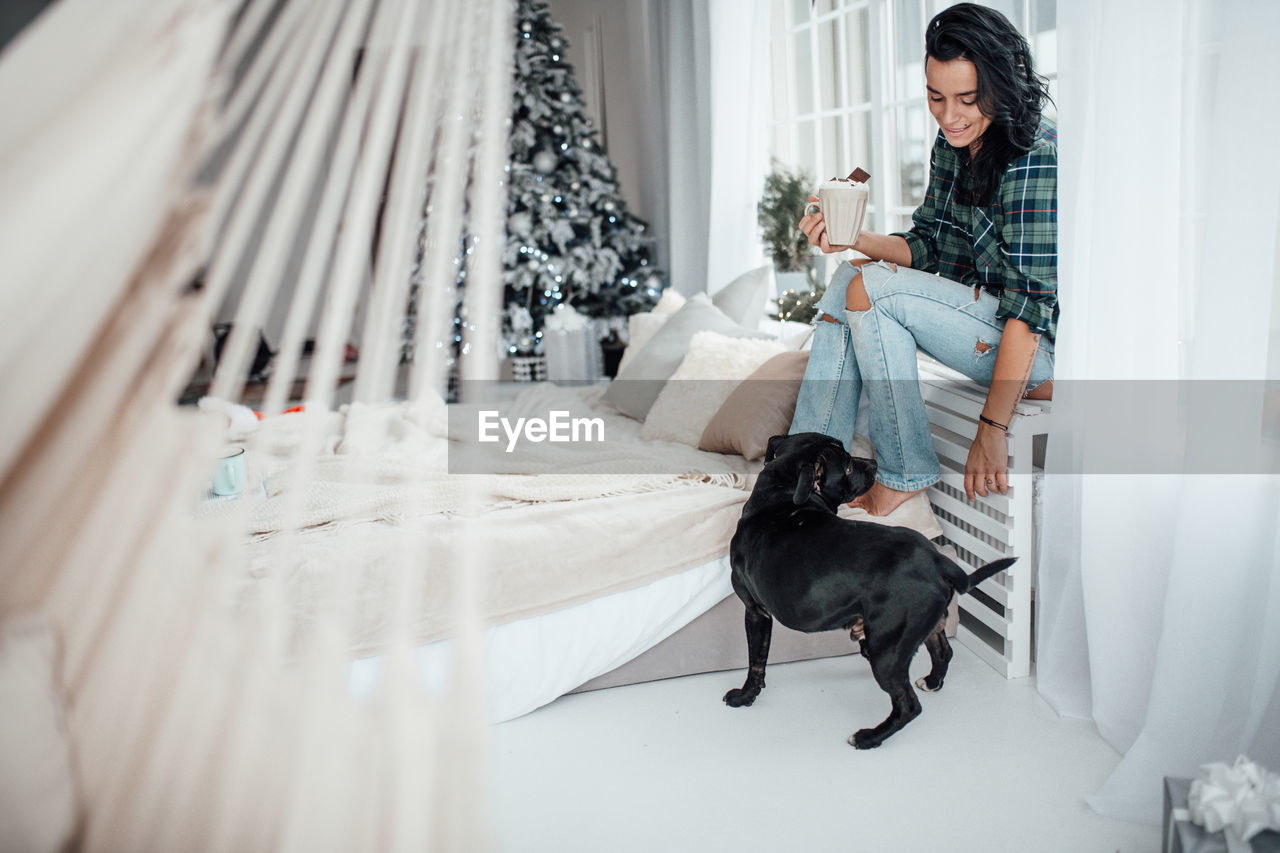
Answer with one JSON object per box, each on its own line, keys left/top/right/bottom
{"left": 212, "top": 446, "right": 247, "bottom": 497}
{"left": 804, "top": 181, "right": 869, "bottom": 247}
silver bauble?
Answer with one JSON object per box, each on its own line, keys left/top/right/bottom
{"left": 533, "top": 150, "right": 557, "bottom": 173}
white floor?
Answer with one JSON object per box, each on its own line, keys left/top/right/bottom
{"left": 489, "top": 644, "right": 1162, "bottom": 853}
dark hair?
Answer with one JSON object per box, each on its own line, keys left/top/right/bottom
{"left": 925, "top": 3, "right": 1051, "bottom": 204}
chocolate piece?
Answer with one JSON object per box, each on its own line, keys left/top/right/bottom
{"left": 847, "top": 167, "right": 871, "bottom": 183}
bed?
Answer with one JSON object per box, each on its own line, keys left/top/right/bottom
{"left": 206, "top": 287, "right": 947, "bottom": 723}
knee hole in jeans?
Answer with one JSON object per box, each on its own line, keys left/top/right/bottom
{"left": 845, "top": 271, "right": 872, "bottom": 313}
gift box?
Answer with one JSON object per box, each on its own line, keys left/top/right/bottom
{"left": 542, "top": 327, "right": 601, "bottom": 381}
{"left": 1165, "top": 775, "right": 1280, "bottom": 853}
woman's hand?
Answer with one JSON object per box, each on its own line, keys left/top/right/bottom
{"left": 799, "top": 195, "right": 855, "bottom": 254}
{"left": 964, "top": 421, "right": 1009, "bottom": 500}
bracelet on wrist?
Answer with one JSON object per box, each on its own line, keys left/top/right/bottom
{"left": 979, "top": 414, "right": 1008, "bottom": 432}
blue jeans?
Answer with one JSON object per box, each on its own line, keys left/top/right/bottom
{"left": 789, "top": 261, "right": 1055, "bottom": 491}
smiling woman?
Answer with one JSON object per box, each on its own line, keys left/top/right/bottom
{"left": 791, "top": 2, "right": 1058, "bottom": 518}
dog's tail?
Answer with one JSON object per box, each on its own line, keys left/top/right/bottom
{"left": 949, "top": 557, "right": 1018, "bottom": 596}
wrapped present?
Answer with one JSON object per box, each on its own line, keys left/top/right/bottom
{"left": 1165, "top": 758, "right": 1280, "bottom": 853}
{"left": 542, "top": 304, "right": 602, "bottom": 382}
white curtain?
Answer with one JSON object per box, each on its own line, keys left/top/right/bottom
{"left": 615, "top": 0, "right": 770, "bottom": 298}
{"left": 1038, "top": 0, "right": 1280, "bottom": 824}
{"left": 704, "top": 0, "right": 771, "bottom": 295}
{"left": 618, "top": 0, "right": 710, "bottom": 297}
{"left": 0, "top": 0, "right": 508, "bottom": 847}
{"left": 662, "top": 0, "right": 712, "bottom": 297}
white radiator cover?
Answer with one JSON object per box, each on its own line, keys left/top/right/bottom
{"left": 918, "top": 356, "right": 1052, "bottom": 679}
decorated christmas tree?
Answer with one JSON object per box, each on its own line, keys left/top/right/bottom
{"left": 403, "top": 0, "right": 660, "bottom": 375}
{"left": 503, "top": 0, "right": 660, "bottom": 346}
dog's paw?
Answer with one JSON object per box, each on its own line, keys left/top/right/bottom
{"left": 848, "top": 728, "right": 883, "bottom": 750}
{"left": 723, "top": 687, "right": 759, "bottom": 708}
{"left": 915, "top": 676, "right": 943, "bottom": 693}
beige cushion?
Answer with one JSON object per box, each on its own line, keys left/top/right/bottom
{"left": 699, "top": 350, "right": 810, "bottom": 460}
{"left": 641, "top": 331, "right": 787, "bottom": 447}
{"left": 0, "top": 619, "right": 79, "bottom": 853}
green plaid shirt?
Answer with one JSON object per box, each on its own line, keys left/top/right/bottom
{"left": 893, "top": 117, "right": 1058, "bottom": 340}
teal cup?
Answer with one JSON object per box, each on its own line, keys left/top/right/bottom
{"left": 212, "top": 447, "right": 247, "bottom": 496}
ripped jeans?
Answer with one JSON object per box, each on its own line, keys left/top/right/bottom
{"left": 789, "top": 261, "right": 1055, "bottom": 491}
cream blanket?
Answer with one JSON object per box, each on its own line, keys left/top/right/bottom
{"left": 226, "top": 382, "right": 756, "bottom": 534}
{"left": 218, "top": 383, "right": 761, "bottom": 653}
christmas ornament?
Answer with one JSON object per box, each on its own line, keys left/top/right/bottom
{"left": 533, "top": 150, "right": 557, "bottom": 173}
{"left": 509, "top": 211, "right": 533, "bottom": 235}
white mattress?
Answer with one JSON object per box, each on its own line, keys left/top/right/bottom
{"left": 348, "top": 554, "right": 733, "bottom": 722}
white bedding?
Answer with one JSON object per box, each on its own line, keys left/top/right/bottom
{"left": 215, "top": 382, "right": 758, "bottom": 717}
{"left": 348, "top": 554, "right": 733, "bottom": 723}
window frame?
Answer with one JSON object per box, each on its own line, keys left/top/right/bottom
{"left": 771, "top": 0, "right": 1057, "bottom": 236}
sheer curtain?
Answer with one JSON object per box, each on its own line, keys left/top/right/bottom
{"left": 704, "top": 0, "right": 771, "bottom": 294}
{"left": 1038, "top": 0, "right": 1280, "bottom": 824}
{"left": 0, "top": 0, "right": 508, "bottom": 847}
{"left": 618, "top": 0, "right": 711, "bottom": 297}
{"left": 620, "top": 0, "right": 770, "bottom": 297}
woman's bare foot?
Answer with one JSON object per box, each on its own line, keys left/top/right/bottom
{"left": 848, "top": 483, "right": 925, "bottom": 517}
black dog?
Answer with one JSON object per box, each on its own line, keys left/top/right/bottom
{"left": 723, "top": 432, "right": 1016, "bottom": 749}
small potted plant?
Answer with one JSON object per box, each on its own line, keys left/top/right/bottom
{"left": 757, "top": 160, "right": 816, "bottom": 294}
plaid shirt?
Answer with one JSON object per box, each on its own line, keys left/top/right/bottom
{"left": 893, "top": 117, "right": 1058, "bottom": 340}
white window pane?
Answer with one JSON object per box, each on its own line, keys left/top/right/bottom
{"left": 844, "top": 7, "right": 871, "bottom": 104}
{"left": 791, "top": 0, "right": 810, "bottom": 26}
{"left": 981, "top": 0, "right": 1025, "bottom": 32}
{"left": 897, "top": 103, "right": 929, "bottom": 207}
{"left": 815, "top": 0, "right": 839, "bottom": 15}
{"left": 772, "top": 37, "right": 791, "bottom": 122}
{"left": 819, "top": 19, "right": 839, "bottom": 111}
{"left": 930, "top": 0, "right": 1024, "bottom": 30}
{"left": 820, "top": 115, "right": 846, "bottom": 177}
{"left": 849, "top": 110, "right": 873, "bottom": 176}
{"left": 772, "top": 124, "right": 792, "bottom": 164}
{"left": 794, "top": 30, "right": 814, "bottom": 115}
{"left": 1033, "top": 0, "right": 1056, "bottom": 33}
{"left": 796, "top": 119, "right": 817, "bottom": 182}
{"left": 772, "top": 0, "right": 786, "bottom": 34}
{"left": 894, "top": 0, "right": 925, "bottom": 99}
{"left": 1032, "top": 30, "right": 1057, "bottom": 78}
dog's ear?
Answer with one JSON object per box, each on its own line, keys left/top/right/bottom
{"left": 764, "top": 434, "right": 789, "bottom": 464}
{"left": 792, "top": 459, "right": 823, "bottom": 505}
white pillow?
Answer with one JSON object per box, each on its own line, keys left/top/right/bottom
{"left": 640, "top": 330, "right": 786, "bottom": 447}
{"left": 652, "top": 289, "right": 687, "bottom": 315}
{"left": 0, "top": 619, "right": 79, "bottom": 853}
{"left": 617, "top": 312, "right": 670, "bottom": 374}
{"left": 756, "top": 317, "right": 816, "bottom": 350}
{"left": 710, "top": 265, "right": 771, "bottom": 329}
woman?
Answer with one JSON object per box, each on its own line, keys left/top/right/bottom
{"left": 791, "top": 2, "right": 1056, "bottom": 514}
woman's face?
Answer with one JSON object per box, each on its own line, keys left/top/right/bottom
{"left": 925, "top": 56, "right": 991, "bottom": 152}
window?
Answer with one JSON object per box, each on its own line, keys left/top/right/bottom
{"left": 771, "top": 0, "right": 1057, "bottom": 235}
